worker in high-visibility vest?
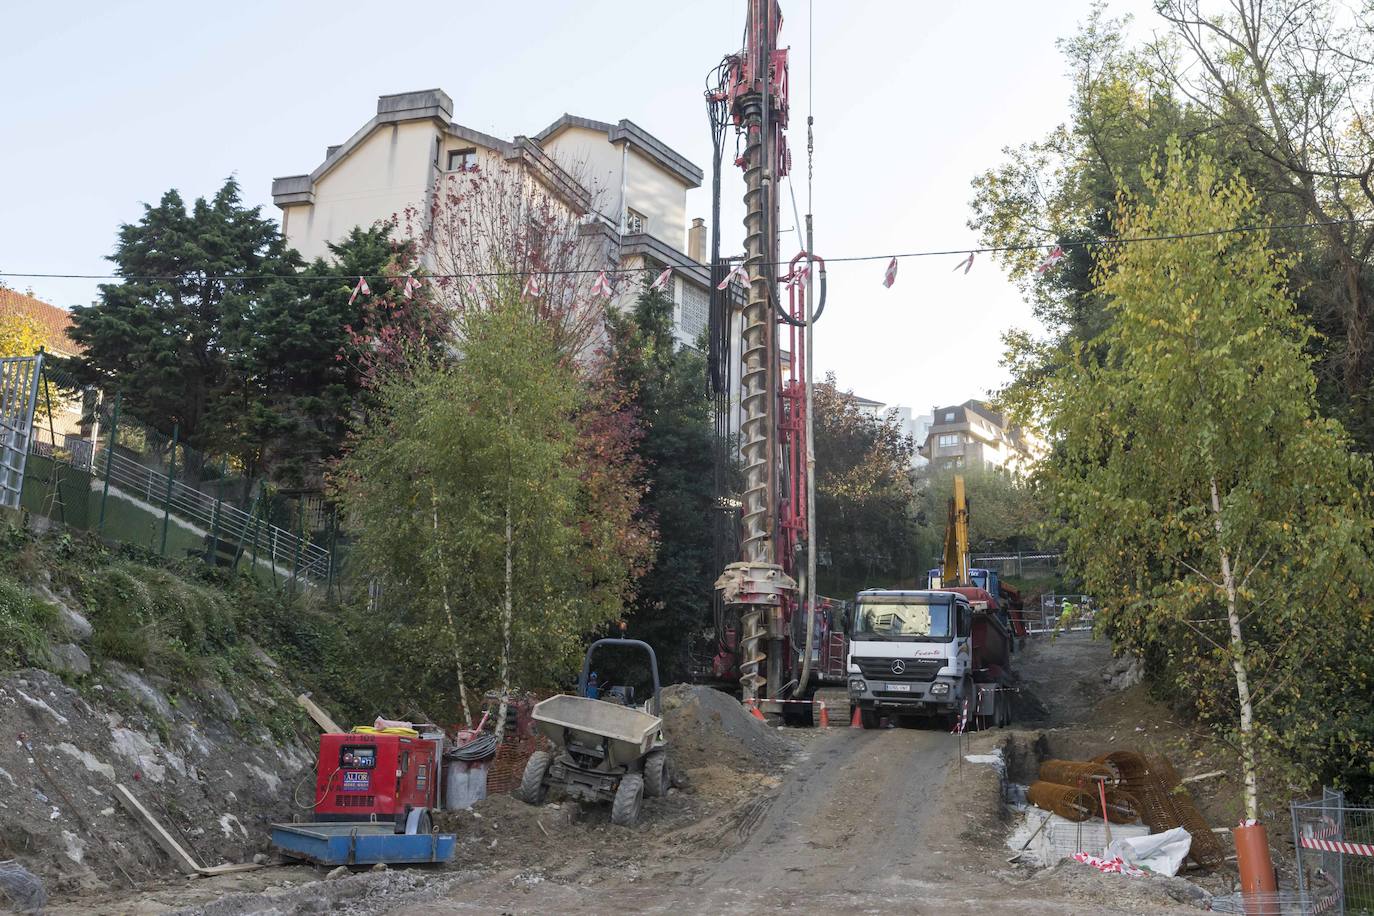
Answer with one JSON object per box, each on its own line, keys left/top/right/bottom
{"left": 1053, "top": 597, "right": 1076, "bottom": 639}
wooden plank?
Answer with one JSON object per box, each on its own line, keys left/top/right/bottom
{"left": 196, "top": 862, "right": 265, "bottom": 876}
{"left": 297, "top": 693, "right": 343, "bottom": 733}
{"left": 114, "top": 783, "right": 201, "bottom": 875}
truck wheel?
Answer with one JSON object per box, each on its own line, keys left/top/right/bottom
{"left": 643, "top": 750, "right": 669, "bottom": 798}
{"left": 859, "top": 708, "right": 880, "bottom": 730}
{"left": 518, "top": 751, "right": 553, "bottom": 805}
{"left": 611, "top": 773, "right": 644, "bottom": 827}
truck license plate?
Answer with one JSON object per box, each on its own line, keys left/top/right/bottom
{"left": 886, "top": 683, "right": 912, "bottom": 692}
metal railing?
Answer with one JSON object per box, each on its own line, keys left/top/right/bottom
{"left": 7, "top": 356, "right": 339, "bottom": 591}
{"left": 1294, "top": 788, "right": 1374, "bottom": 914}
{"left": 971, "top": 551, "right": 1063, "bottom": 579}
{"left": 94, "top": 446, "right": 332, "bottom": 583}
{"left": 0, "top": 354, "right": 41, "bottom": 509}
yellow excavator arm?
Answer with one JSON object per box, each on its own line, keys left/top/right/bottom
{"left": 940, "top": 475, "right": 970, "bottom": 587}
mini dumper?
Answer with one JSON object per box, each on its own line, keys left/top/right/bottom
{"left": 517, "top": 638, "right": 671, "bottom": 827}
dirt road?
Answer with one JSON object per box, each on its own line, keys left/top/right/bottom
{"left": 46, "top": 634, "right": 1211, "bottom": 915}
{"left": 386, "top": 721, "right": 1197, "bottom": 914}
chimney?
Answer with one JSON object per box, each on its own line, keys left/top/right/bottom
{"left": 688, "top": 217, "right": 706, "bottom": 262}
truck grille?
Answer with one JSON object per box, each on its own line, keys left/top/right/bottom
{"left": 854, "top": 657, "right": 942, "bottom": 681}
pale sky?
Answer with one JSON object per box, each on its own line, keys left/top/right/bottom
{"left": 2, "top": 0, "right": 1158, "bottom": 413}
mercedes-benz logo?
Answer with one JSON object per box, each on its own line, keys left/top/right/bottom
{"left": 890, "top": 659, "right": 906, "bottom": 675}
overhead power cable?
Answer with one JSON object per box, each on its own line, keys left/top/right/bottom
{"left": 2, "top": 215, "right": 1370, "bottom": 285}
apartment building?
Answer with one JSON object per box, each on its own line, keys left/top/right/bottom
{"left": 918, "top": 399, "right": 1037, "bottom": 473}
{"left": 272, "top": 89, "right": 716, "bottom": 346}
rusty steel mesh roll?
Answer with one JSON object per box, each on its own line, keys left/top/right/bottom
{"left": 1093, "top": 751, "right": 1148, "bottom": 786}
{"left": 1092, "top": 751, "right": 1226, "bottom": 867}
{"left": 1146, "top": 755, "right": 1227, "bottom": 867}
{"left": 1092, "top": 787, "right": 1143, "bottom": 824}
{"left": 1039, "top": 759, "right": 1117, "bottom": 787}
{"left": 1027, "top": 780, "right": 1094, "bottom": 822}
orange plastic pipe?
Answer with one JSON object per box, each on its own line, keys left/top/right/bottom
{"left": 1232, "top": 823, "right": 1278, "bottom": 916}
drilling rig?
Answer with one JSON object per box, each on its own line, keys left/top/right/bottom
{"left": 706, "top": 0, "right": 845, "bottom": 718}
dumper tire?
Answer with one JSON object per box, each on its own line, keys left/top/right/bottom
{"left": 518, "top": 751, "right": 553, "bottom": 805}
{"left": 859, "top": 708, "right": 880, "bottom": 730}
{"left": 404, "top": 807, "right": 433, "bottom": 835}
{"left": 612, "top": 773, "right": 644, "bottom": 827}
{"left": 643, "top": 751, "right": 669, "bottom": 798}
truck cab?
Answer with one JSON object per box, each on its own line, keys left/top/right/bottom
{"left": 845, "top": 588, "right": 1012, "bottom": 730}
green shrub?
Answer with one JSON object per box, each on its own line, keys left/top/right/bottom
{"left": 0, "top": 576, "right": 57, "bottom": 668}
{"left": 82, "top": 562, "right": 238, "bottom": 677}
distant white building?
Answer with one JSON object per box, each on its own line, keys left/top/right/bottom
{"left": 892, "top": 407, "right": 933, "bottom": 468}
{"left": 918, "top": 399, "right": 1040, "bottom": 474}
{"left": 850, "top": 394, "right": 886, "bottom": 420}
{"left": 844, "top": 394, "right": 931, "bottom": 470}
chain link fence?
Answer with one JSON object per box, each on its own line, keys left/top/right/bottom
{"left": 971, "top": 551, "right": 1063, "bottom": 581}
{"left": 1293, "top": 788, "right": 1374, "bottom": 914}
{"left": 14, "top": 358, "right": 338, "bottom": 593}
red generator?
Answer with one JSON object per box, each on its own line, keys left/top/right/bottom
{"left": 313, "top": 731, "right": 442, "bottom": 832}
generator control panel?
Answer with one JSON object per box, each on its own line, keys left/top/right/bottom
{"left": 339, "top": 744, "right": 377, "bottom": 769}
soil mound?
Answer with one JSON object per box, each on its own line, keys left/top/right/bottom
{"left": 1011, "top": 682, "right": 1051, "bottom": 723}
{"left": 659, "top": 684, "right": 793, "bottom": 772}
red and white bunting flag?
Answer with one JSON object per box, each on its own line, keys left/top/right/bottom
{"left": 522, "top": 274, "right": 542, "bottom": 300}
{"left": 591, "top": 270, "right": 613, "bottom": 297}
{"left": 717, "top": 265, "right": 748, "bottom": 290}
{"left": 402, "top": 275, "right": 422, "bottom": 299}
{"left": 953, "top": 252, "right": 975, "bottom": 275}
{"left": 1036, "top": 245, "right": 1066, "bottom": 274}
{"left": 882, "top": 257, "right": 898, "bottom": 288}
{"left": 348, "top": 276, "right": 371, "bottom": 305}
{"left": 650, "top": 266, "right": 673, "bottom": 291}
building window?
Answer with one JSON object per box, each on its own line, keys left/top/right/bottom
{"left": 447, "top": 148, "right": 477, "bottom": 171}
{"left": 680, "top": 279, "right": 707, "bottom": 341}
{"left": 938, "top": 433, "right": 959, "bottom": 448}
{"left": 944, "top": 410, "right": 956, "bottom": 421}
{"left": 625, "top": 208, "right": 647, "bottom": 234}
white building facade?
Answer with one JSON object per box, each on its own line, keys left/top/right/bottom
{"left": 272, "top": 89, "right": 717, "bottom": 347}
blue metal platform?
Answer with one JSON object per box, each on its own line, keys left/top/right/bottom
{"left": 270, "top": 822, "right": 456, "bottom": 866}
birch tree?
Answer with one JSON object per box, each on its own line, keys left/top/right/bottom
{"left": 1021, "top": 142, "right": 1374, "bottom": 817}
{"left": 337, "top": 295, "right": 647, "bottom": 736}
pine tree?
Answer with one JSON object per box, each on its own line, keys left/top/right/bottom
{"left": 605, "top": 283, "right": 715, "bottom": 680}
{"left": 67, "top": 179, "right": 298, "bottom": 457}
{"left": 222, "top": 224, "right": 444, "bottom": 484}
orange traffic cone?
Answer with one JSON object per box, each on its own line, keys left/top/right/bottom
{"left": 747, "top": 702, "right": 765, "bottom": 721}
{"left": 818, "top": 702, "right": 829, "bottom": 728}
{"left": 850, "top": 705, "right": 862, "bottom": 728}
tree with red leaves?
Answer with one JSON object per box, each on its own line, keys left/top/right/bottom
{"left": 407, "top": 150, "right": 617, "bottom": 361}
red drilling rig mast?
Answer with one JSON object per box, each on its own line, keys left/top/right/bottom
{"left": 709, "top": 0, "right": 833, "bottom": 715}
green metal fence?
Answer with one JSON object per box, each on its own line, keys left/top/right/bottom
{"left": 20, "top": 361, "right": 339, "bottom": 594}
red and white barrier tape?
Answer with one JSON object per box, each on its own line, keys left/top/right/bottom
{"left": 1307, "top": 818, "right": 1341, "bottom": 840}
{"left": 1072, "top": 852, "right": 1144, "bottom": 877}
{"left": 1300, "top": 836, "right": 1374, "bottom": 857}
{"left": 1313, "top": 891, "right": 1341, "bottom": 914}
